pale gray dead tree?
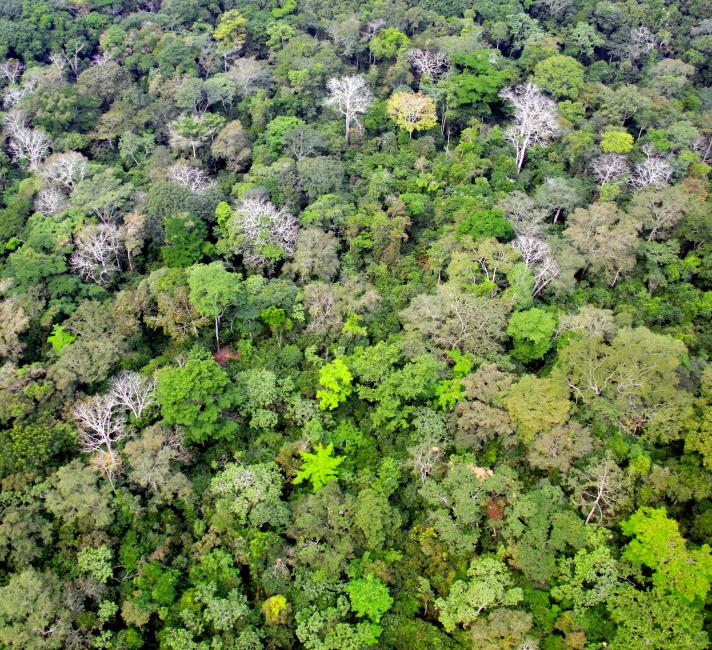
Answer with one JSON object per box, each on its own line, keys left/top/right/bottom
{"left": 4, "top": 112, "right": 51, "bottom": 170}
{"left": 499, "top": 83, "right": 560, "bottom": 173}
{"left": 590, "top": 153, "right": 630, "bottom": 185}
{"left": 407, "top": 49, "right": 450, "bottom": 80}
{"left": 34, "top": 187, "right": 69, "bottom": 216}
{"left": 38, "top": 152, "right": 88, "bottom": 191}
{"left": 109, "top": 370, "right": 157, "bottom": 419}
{"left": 0, "top": 59, "right": 24, "bottom": 85}
{"left": 69, "top": 224, "right": 123, "bottom": 286}
{"left": 228, "top": 197, "right": 299, "bottom": 270}
{"left": 167, "top": 162, "right": 217, "bottom": 193}
{"left": 630, "top": 144, "right": 673, "bottom": 189}
{"left": 73, "top": 393, "right": 127, "bottom": 486}
{"left": 324, "top": 75, "right": 373, "bottom": 145}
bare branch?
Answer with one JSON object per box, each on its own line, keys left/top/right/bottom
{"left": 500, "top": 83, "right": 560, "bottom": 173}
{"left": 325, "top": 75, "right": 373, "bottom": 145}
{"left": 109, "top": 370, "right": 157, "bottom": 419}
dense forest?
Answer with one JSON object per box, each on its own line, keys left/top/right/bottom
{"left": 0, "top": 0, "right": 711, "bottom": 648}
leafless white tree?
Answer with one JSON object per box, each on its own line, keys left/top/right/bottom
{"left": 327, "top": 15, "right": 362, "bottom": 58}
{"left": 324, "top": 75, "right": 373, "bottom": 145}
{"left": 73, "top": 393, "right": 127, "bottom": 485}
{"left": 38, "top": 152, "right": 88, "bottom": 191}
{"left": 499, "top": 83, "right": 560, "bottom": 173}
{"left": 226, "top": 57, "right": 270, "bottom": 97}
{"left": 34, "top": 187, "right": 69, "bottom": 215}
{"left": 109, "top": 370, "right": 157, "bottom": 419}
{"left": 626, "top": 26, "right": 657, "bottom": 61}
{"left": 4, "top": 113, "right": 51, "bottom": 170}
{"left": 692, "top": 133, "right": 711, "bottom": 164}
{"left": 631, "top": 144, "right": 673, "bottom": 189}
{"left": 229, "top": 197, "right": 299, "bottom": 270}
{"left": 536, "top": 0, "right": 572, "bottom": 17}
{"left": 69, "top": 224, "right": 123, "bottom": 286}
{"left": 590, "top": 153, "right": 630, "bottom": 185}
{"left": 50, "top": 42, "right": 85, "bottom": 76}
{"left": 512, "top": 235, "right": 549, "bottom": 267}
{"left": 283, "top": 126, "right": 324, "bottom": 160}
{"left": 167, "top": 162, "right": 217, "bottom": 193}
{"left": 407, "top": 49, "right": 450, "bottom": 80}
{"left": 408, "top": 431, "right": 447, "bottom": 483}
{"left": 498, "top": 191, "right": 548, "bottom": 236}
{"left": 2, "top": 75, "right": 38, "bottom": 109}
{"left": 532, "top": 254, "right": 560, "bottom": 297}
{"left": 577, "top": 460, "right": 621, "bottom": 525}
{"left": 363, "top": 19, "right": 385, "bottom": 41}
{"left": 511, "top": 235, "right": 561, "bottom": 296}
{"left": 48, "top": 52, "right": 67, "bottom": 73}
{"left": 0, "top": 59, "right": 24, "bottom": 85}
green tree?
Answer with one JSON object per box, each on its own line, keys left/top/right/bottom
{"left": 161, "top": 214, "right": 212, "bottom": 268}
{"left": 435, "top": 557, "right": 523, "bottom": 632}
{"left": 345, "top": 575, "right": 393, "bottom": 623}
{"left": 0, "top": 569, "right": 67, "bottom": 649}
{"left": 533, "top": 55, "right": 585, "bottom": 99}
{"left": 210, "top": 461, "right": 289, "bottom": 529}
{"left": 293, "top": 443, "right": 345, "bottom": 492}
{"left": 187, "top": 262, "right": 241, "bottom": 346}
{"left": 507, "top": 375, "right": 571, "bottom": 444}
{"left": 316, "top": 359, "right": 353, "bottom": 410}
{"left": 507, "top": 308, "right": 557, "bottom": 363}
{"left": 620, "top": 507, "right": 712, "bottom": 603}
{"left": 600, "top": 130, "right": 634, "bottom": 154}
{"left": 155, "top": 358, "right": 237, "bottom": 443}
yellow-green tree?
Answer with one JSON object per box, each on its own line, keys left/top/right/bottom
{"left": 387, "top": 92, "right": 437, "bottom": 137}
{"left": 213, "top": 10, "right": 247, "bottom": 57}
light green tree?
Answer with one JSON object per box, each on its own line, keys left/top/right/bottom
{"left": 435, "top": 557, "right": 523, "bottom": 632}
{"left": 155, "top": 358, "right": 237, "bottom": 443}
{"left": 345, "top": 574, "right": 393, "bottom": 623}
{"left": 293, "top": 443, "right": 345, "bottom": 492}
{"left": 507, "top": 308, "right": 557, "bottom": 363}
{"left": 187, "top": 262, "right": 241, "bottom": 346}
{"left": 533, "top": 55, "right": 585, "bottom": 99}
{"left": 316, "top": 359, "right": 353, "bottom": 410}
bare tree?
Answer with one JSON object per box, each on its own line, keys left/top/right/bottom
{"left": 167, "top": 162, "right": 217, "bottom": 193}
{"left": 327, "top": 15, "right": 362, "bottom": 58}
{"left": 590, "top": 153, "right": 630, "bottom": 185}
{"left": 50, "top": 42, "right": 85, "bottom": 76}
{"left": 512, "top": 235, "right": 550, "bottom": 267}
{"left": 631, "top": 144, "right": 673, "bottom": 189}
{"left": 4, "top": 113, "right": 51, "bottom": 170}
{"left": 34, "top": 187, "right": 69, "bottom": 216}
{"left": 2, "top": 74, "right": 38, "bottom": 109}
{"left": 499, "top": 83, "right": 560, "bottom": 173}
{"left": 570, "top": 458, "right": 628, "bottom": 525}
{"left": 73, "top": 393, "right": 127, "bottom": 485}
{"left": 324, "top": 75, "right": 373, "bottom": 145}
{"left": 407, "top": 49, "right": 450, "bottom": 80}
{"left": 109, "top": 370, "right": 157, "bottom": 419}
{"left": 283, "top": 126, "right": 325, "bottom": 160}
{"left": 69, "top": 224, "right": 123, "bottom": 286}
{"left": 626, "top": 26, "right": 657, "bottom": 61}
{"left": 511, "top": 235, "right": 561, "bottom": 296}
{"left": 48, "top": 52, "right": 67, "bottom": 73}
{"left": 535, "top": 0, "right": 572, "bottom": 18}
{"left": 38, "top": 152, "right": 88, "bottom": 191}
{"left": 226, "top": 197, "right": 299, "bottom": 271}
{"left": 498, "top": 191, "right": 548, "bottom": 236}
{"left": 226, "top": 57, "right": 270, "bottom": 97}
{"left": 0, "top": 59, "right": 24, "bottom": 85}
{"left": 532, "top": 254, "right": 561, "bottom": 297}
